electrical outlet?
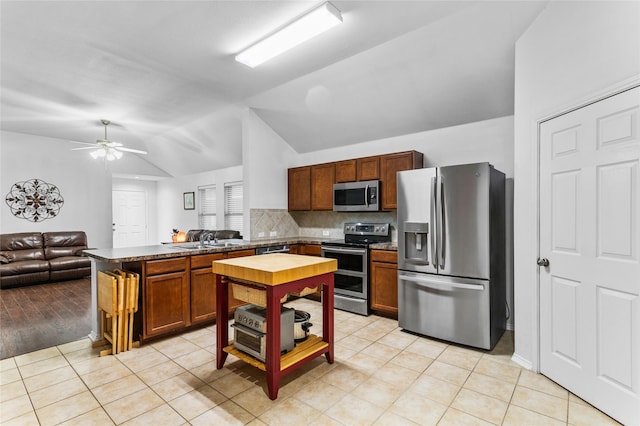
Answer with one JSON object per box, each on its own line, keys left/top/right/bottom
{"left": 269, "top": 231, "right": 277, "bottom": 237}
{"left": 322, "top": 230, "right": 330, "bottom": 236}
{"left": 258, "top": 232, "right": 265, "bottom": 238}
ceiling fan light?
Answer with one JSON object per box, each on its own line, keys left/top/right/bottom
{"left": 235, "top": 2, "right": 342, "bottom": 68}
{"left": 113, "top": 150, "right": 123, "bottom": 159}
{"left": 90, "top": 149, "right": 104, "bottom": 159}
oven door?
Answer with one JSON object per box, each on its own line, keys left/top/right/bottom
{"left": 232, "top": 323, "right": 265, "bottom": 361}
{"left": 321, "top": 245, "right": 368, "bottom": 298}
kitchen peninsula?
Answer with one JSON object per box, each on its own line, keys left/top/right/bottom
{"left": 83, "top": 239, "right": 319, "bottom": 345}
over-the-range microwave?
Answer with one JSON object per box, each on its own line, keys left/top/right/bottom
{"left": 333, "top": 180, "right": 380, "bottom": 212}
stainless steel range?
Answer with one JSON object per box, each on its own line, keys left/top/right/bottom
{"left": 321, "top": 223, "right": 391, "bottom": 316}
{"left": 232, "top": 304, "right": 295, "bottom": 362}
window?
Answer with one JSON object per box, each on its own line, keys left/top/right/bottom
{"left": 224, "top": 182, "right": 243, "bottom": 235}
{"left": 198, "top": 185, "right": 216, "bottom": 228}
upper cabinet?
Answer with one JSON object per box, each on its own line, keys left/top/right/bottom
{"left": 288, "top": 166, "right": 311, "bottom": 211}
{"left": 380, "top": 151, "right": 424, "bottom": 210}
{"left": 357, "top": 156, "right": 380, "bottom": 181}
{"left": 335, "top": 160, "right": 356, "bottom": 183}
{"left": 311, "top": 163, "right": 335, "bottom": 210}
{"left": 288, "top": 150, "right": 423, "bottom": 211}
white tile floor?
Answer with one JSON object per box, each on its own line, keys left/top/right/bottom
{"left": 0, "top": 298, "right": 621, "bottom": 425}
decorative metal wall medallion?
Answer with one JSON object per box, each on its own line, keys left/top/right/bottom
{"left": 5, "top": 179, "right": 64, "bottom": 222}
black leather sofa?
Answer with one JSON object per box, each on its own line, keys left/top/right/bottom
{"left": 184, "top": 229, "right": 241, "bottom": 242}
{"left": 0, "top": 231, "right": 91, "bottom": 289}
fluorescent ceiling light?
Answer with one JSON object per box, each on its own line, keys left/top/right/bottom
{"left": 235, "top": 2, "right": 342, "bottom": 68}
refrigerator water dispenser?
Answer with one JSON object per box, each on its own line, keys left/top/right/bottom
{"left": 403, "top": 222, "right": 429, "bottom": 265}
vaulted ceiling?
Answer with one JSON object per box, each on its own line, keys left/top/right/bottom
{"left": 0, "top": 1, "right": 546, "bottom": 178}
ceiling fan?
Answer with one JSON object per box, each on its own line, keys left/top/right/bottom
{"left": 71, "top": 119, "right": 147, "bottom": 161}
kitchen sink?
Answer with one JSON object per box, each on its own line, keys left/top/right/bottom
{"left": 167, "top": 244, "right": 206, "bottom": 250}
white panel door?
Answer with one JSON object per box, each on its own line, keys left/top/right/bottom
{"left": 539, "top": 86, "right": 640, "bottom": 425}
{"left": 112, "top": 190, "right": 147, "bottom": 248}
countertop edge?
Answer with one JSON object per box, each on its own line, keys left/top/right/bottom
{"left": 84, "top": 238, "right": 397, "bottom": 263}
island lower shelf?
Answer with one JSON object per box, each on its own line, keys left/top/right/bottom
{"left": 223, "top": 334, "right": 328, "bottom": 372}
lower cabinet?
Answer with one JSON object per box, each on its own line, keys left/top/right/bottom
{"left": 190, "top": 253, "right": 225, "bottom": 324}
{"left": 370, "top": 249, "right": 398, "bottom": 318}
{"left": 142, "top": 249, "right": 254, "bottom": 341}
{"left": 300, "top": 244, "right": 322, "bottom": 300}
{"left": 144, "top": 257, "right": 190, "bottom": 338}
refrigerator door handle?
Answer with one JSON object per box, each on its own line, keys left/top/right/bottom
{"left": 398, "top": 272, "right": 485, "bottom": 291}
{"left": 430, "top": 176, "right": 437, "bottom": 267}
{"left": 437, "top": 176, "right": 446, "bottom": 269}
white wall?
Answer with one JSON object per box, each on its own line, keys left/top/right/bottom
{"left": 242, "top": 109, "right": 299, "bottom": 209}
{"left": 1, "top": 131, "right": 112, "bottom": 248}
{"left": 155, "top": 166, "right": 243, "bottom": 242}
{"left": 296, "top": 115, "right": 514, "bottom": 178}
{"left": 513, "top": 1, "right": 640, "bottom": 370}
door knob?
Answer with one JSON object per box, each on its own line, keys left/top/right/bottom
{"left": 537, "top": 258, "right": 550, "bottom": 267}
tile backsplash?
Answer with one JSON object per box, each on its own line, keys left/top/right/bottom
{"left": 250, "top": 208, "right": 397, "bottom": 241}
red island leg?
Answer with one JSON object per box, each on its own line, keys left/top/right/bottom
{"left": 265, "top": 286, "right": 282, "bottom": 400}
{"left": 216, "top": 275, "right": 229, "bottom": 369}
{"left": 323, "top": 273, "right": 335, "bottom": 363}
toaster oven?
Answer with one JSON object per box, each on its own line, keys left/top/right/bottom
{"left": 232, "top": 304, "right": 295, "bottom": 362}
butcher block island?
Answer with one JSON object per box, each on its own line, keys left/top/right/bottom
{"left": 212, "top": 253, "right": 337, "bottom": 399}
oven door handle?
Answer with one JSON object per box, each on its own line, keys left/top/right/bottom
{"left": 321, "top": 246, "right": 366, "bottom": 255}
{"left": 231, "top": 322, "right": 265, "bottom": 337}
{"left": 334, "top": 269, "right": 366, "bottom": 278}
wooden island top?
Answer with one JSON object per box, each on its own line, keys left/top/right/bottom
{"left": 211, "top": 253, "right": 337, "bottom": 286}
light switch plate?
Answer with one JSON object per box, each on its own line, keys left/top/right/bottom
{"left": 322, "top": 230, "right": 330, "bottom": 236}
{"left": 258, "top": 232, "right": 265, "bottom": 238}
{"left": 269, "top": 231, "right": 277, "bottom": 237}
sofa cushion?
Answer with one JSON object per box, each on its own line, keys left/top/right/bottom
{"left": 0, "top": 259, "right": 50, "bottom": 276}
{"left": 43, "top": 231, "right": 88, "bottom": 259}
{"left": 48, "top": 256, "right": 91, "bottom": 271}
{"left": 0, "top": 232, "right": 45, "bottom": 262}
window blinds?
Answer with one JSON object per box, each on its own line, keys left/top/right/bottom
{"left": 224, "top": 182, "right": 243, "bottom": 234}
{"left": 198, "top": 185, "right": 216, "bottom": 228}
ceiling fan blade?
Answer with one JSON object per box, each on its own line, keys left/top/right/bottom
{"left": 116, "top": 147, "right": 147, "bottom": 155}
{"left": 71, "top": 146, "right": 99, "bottom": 151}
{"left": 68, "top": 140, "right": 97, "bottom": 146}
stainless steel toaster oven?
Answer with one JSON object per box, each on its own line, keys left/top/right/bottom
{"left": 232, "top": 304, "right": 295, "bottom": 362}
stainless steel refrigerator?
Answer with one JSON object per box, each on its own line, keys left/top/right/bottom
{"left": 397, "top": 162, "right": 506, "bottom": 350}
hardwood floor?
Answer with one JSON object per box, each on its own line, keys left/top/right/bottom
{"left": 0, "top": 278, "right": 91, "bottom": 359}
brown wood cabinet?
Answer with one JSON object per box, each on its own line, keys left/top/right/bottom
{"left": 300, "top": 244, "right": 322, "bottom": 257}
{"left": 357, "top": 156, "right": 380, "bottom": 181}
{"left": 380, "top": 151, "right": 424, "bottom": 209}
{"left": 143, "top": 257, "right": 190, "bottom": 338}
{"left": 299, "top": 244, "right": 322, "bottom": 299}
{"left": 190, "top": 253, "right": 224, "bottom": 324}
{"left": 288, "top": 150, "right": 422, "bottom": 212}
{"left": 311, "top": 163, "right": 335, "bottom": 210}
{"left": 141, "top": 249, "right": 254, "bottom": 341}
{"left": 370, "top": 249, "right": 398, "bottom": 318}
{"left": 288, "top": 166, "right": 311, "bottom": 211}
{"left": 335, "top": 160, "right": 357, "bottom": 183}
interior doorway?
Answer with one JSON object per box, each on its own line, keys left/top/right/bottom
{"left": 112, "top": 189, "right": 148, "bottom": 248}
{"left": 538, "top": 86, "right": 639, "bottom": 425}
